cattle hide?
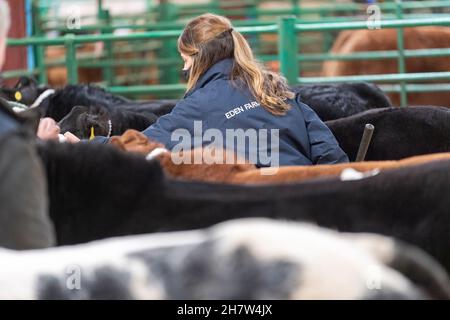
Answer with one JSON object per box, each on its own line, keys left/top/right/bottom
{"left": 41, "top": 85, "right": 176, "bottom": 121}
{"left": 37, "top": 142, "right": 450, "bottom": 276}
{"left": 0, "top": 80, "right": 176, "bottom": 122}
{"left": 109, "top": 129, "right": 450, "bottom": 185}
{"left": 326, "top": 106, "right": 450, "bottom": 161}
{"left": 58, "top": 105, "right": 158, "bottom": 139}
{"left": 322, "top": 27, "right": 450, "bottom": 107}
{"left": 0, "top": 219, "right": 448, "bottom": 299}
{"left": 293, "top": 82, "right": 392, "bottom": 121}
{"left": 0, "top": 80, "right": 177, "bottom": 137}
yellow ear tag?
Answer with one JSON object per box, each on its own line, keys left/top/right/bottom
{"left": 89, "top": 126, "right": 95, "bottom": 140}
{"left": 15, "top": 91, "right": 22, "bottom": 101}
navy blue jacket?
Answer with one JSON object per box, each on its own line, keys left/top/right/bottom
{"left": 142, "top": 58, "right": 348, "bottom": 166}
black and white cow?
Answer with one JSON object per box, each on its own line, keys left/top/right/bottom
{"left": 36, "top": 84, "right": 175, "bottom": 138}
{"left": 36, "top": 84, "right": 176, "bottom": 122}
{"left": 0, "top": 78, "right": 176, "bottom": 119}
{"left": 327, "top": 106, "right": 450, "bottom": 161}
{"left": 0, "top": 219, "right": 448, "bottom": 299}
{"left": 293, "top": 82, "right": 392, "bottom": 121}
{"left": 37, "top": 142, "right": 450, "bottom": 275}
{"left": 0, "top": 76, "right": 42, "bottom": 106}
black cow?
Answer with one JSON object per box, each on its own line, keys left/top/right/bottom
{"left": 37, "top": 84, "right": 176, "bottom": 122}
{"left": 1, "top": 218, "right": 448, "bottom": 299}
{"left": 0, "top": 77, "right": 176, "bottom": 121}
{"left": 58, "top": 105, "right": 158, "bottom": 139}
{"left": 1, "top": 78, "right": 177, "bottom": 138}
{"left": 293, "top": 82, "right": 392, "bottom": 121}
{"left": 38, "top": 142, "right": 450, "bottom": 277}
{"left": 327, "top": 106, "right": 450, "bottom": 161}
{"left": 48, "top": 86, "right": 176, "bottom": 138}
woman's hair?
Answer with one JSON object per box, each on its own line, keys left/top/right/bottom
{"left": 178, "top": 13, "right": 294, "bottom": 115}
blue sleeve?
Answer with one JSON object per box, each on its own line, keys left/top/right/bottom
{"left": 142, "top": 94, "right": 207, "bottom": 150}
{"left": 81, "top": 136, "right": 110, "bottom": 144}
{"left": 298, "top": 100, "right": 349, "bottom": 164}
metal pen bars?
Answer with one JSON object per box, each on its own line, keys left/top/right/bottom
{"left": 5, "top": 13, "right": 450, "bottom": 101}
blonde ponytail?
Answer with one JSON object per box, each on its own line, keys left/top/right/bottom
{"left": 230, "top": 30, "right": 294, "bottom": 115}
{"left": 178, "top": 13, "right": 295, "bottom": 115}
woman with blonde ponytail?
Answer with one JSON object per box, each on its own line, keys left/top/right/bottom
{"left": 142, "top": 13, "right": 349, "bottom": 166}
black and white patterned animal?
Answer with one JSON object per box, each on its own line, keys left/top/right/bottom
{"left": 1, "top": 219, "right": 448, "bottom": 299}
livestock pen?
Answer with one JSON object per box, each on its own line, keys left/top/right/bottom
{"left": 6, "top": 16, "right": 450, "bottom": 105}
{"left": 2, "top": 0, "right": 450, "bottom": 303}
{"left": 4, "top": 0, "right": 450, "bottom": 104}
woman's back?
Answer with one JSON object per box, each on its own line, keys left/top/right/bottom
{"left": 144, "top": 58, "right": 348, "bottom": 167}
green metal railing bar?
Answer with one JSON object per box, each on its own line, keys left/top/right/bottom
{"left": 6, "top": 24, "right": 278, "bottom": 86}
{"left": 64, "top": 34, "right": 77, "bottom": 84}
{"left": 380, "top": 83, "right": 450, "bottom": 93}
{"left": 1, "top": 69, "right": 38, "bottom": 79}
{"left": 105, "top": 80, "right": 450, "bottom": 98}
{"left": 294, "top": 17, "right": 450, "bottom": 31}
{"left": 108, "top": 83, "right": 186, "bottom": 95}
{"left": 297, "top": 48, "right": 450, "bottom": 62}
{"left": 279, "top": 16, "right": 298, "bottom": 86}
{"left": 296, "top": 72, "right": 450, "bottom": 84}
{"left": 38, "top": 13, "right": 450, "bottom": 34}
{"left": 276, "top": 15, "right": 450, "bottom": 106}
{"left": 7, "top": 25, "right": 277, "bottom": 46}
{"left": 395, "top": 0, "right": 408, "bottom": 106}
{"left": 6, "top": 12, "right": 450, "bottom": 100}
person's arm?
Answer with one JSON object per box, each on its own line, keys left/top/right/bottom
{"left": 142, "top": 94, "right": 206, "bottom": 149}
{"left": 297, "top": 99, "right": 349, "bottom": 164}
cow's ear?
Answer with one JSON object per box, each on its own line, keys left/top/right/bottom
{"left": 17, "top": 77, "right": 28, "bottom": 88}
{"left": 16, "top": 108, "right": 41, "bottom": 135}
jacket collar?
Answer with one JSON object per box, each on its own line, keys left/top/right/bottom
{"left": 185, "top": 58, "right": 234, "bottom": 98}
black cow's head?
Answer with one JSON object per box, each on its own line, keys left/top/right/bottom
{"left": 0, "top": 76, "right": 42, "bottom": 106}
{"left": 58, "top": 105, "right": 112, "bottom": 140}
